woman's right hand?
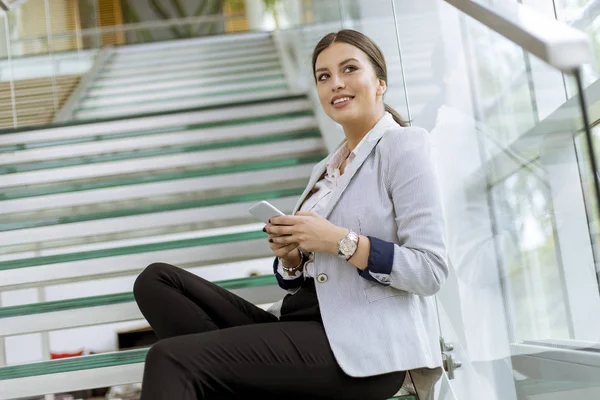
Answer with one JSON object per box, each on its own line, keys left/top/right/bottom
{"left": 266, "top": 230, "right": 300, "bottom": 264}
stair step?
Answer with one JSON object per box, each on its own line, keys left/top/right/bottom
{"left": 98, "top": 53, "right": 281, "bottom": 80}
{"left": 0, "top": 136, "right": 322, "bottom": 189}
{"left": 91, "top": 61, "right": 281, "bottom": 88}
{"left": 0, "top": 153, "right": 323, "bottom": 203}
{"left": 85, "top": 72, "right": 285, "bottom": 101}
{"left": 0, "top": 96, "right": 312, "bottom": 150}
{"left": 0, "top": 186, "right": 304, "bottom": 232}
{"left": 0, "top": 348, "right": 416, "bottom": 400}
{"left": 74, "top": 87, "right": 291, "bottom": 120}
{"left": 0, "top": 111, "right": 316, "bottom": 163}
{"left": 0, "top": 130, "right": 320, "bottom": 175}
{"left": 0, "top": 225, "right": 276, "bottom": 290}
{"left": 76, "top": 83, "right": 288, "bottom": 113}
{"left": 105, "top": 44, "right": 276, "bottom": 70}
{"left": 80, "top": 76, "right": 287, "bottom": 109}
{"left": 0, "top": 274, "right": 275, "bottom": 321}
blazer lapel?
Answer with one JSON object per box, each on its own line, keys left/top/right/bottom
{"left": 322, "top": 115, "right": 398, "bottom": 218}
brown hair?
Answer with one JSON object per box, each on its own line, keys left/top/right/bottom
{"left": 311, "top": 29, "right": 409, "bottom": 127}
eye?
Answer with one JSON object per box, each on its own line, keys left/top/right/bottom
{"left": 317, "top": 73, "right": 329, "bottom": 81}
{"left": 343, "top": 65, "right": 357, "bottom": 73}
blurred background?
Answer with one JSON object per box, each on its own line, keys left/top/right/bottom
{"left": 0, "top": 0, "right": 599, "bottom": 399}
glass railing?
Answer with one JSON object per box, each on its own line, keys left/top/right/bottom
{"left": 382, "top": 0, "right": 600, "bottom": 399}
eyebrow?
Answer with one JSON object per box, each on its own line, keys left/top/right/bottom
{"left": 315, "top": 58, "right": 359, "bottom": 73}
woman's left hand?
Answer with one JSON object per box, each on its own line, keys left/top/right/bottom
{"left": 266, "top": 212, "right": 347, "bottom": 254}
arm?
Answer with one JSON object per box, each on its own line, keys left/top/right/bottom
{"left": 346, "top": 128, "right": 448, "bottom": 296}
{"left": 273, "top": 249, "right": 305, "bottom": 291}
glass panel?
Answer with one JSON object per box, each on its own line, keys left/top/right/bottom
{"left": 391, "top": 0, "right": 600, "bottom": 399}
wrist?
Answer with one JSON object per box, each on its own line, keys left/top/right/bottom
{"left": 330, "top": 227, "right": 349, "bottom": 255}
{"left": 281, "top": 248, "right": 302, "bottom": 267}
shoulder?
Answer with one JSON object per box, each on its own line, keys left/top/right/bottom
{"left": 377, "top": 125, "right": 431, "bottom": 160}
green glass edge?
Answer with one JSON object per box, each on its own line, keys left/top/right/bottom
{"left": 0, "top": 348, "right": 149, "bottom": 380}
{"left": 0, "top": 230, "right": 268, "bottom": 271}
{"left": 1, "top": 187, "right": 305, "bottom": 232}
{"left": 0, "top": 275, "right": 275, "bottom": 319}
{"left": 0, "top": 130, "right": 320, "bottom": 175}
{"left": 0, "top": 153, "right": 325, "bottom": 201}
{"left": 76, "top": 83, "right": 288, "bottom": 112}
{"left": 0, "top": 110, "right": 313, "bottom": 154}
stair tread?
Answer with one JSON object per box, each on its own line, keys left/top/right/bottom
{"left": 0, "top": 153, "right": 324, "bottom": 201}
{"left": 0, "top": 274, "right": 276, "bottom": 319}
{"left": 85, "top": 73, "right": 285, "bottom": 100}
{"left": 76, "top": 83, "right": 289, "bottom": 112}
{"left": 0, "top": 130, "right": 320, "bottom": 175}
{"left": 0, "top": 110, "right": 313, "bottom": 154}
{"left": 0, "top": 186, "right": 304, "bottom": 232}
{"left": 0, "top": 229, "right": 270, "bottom": 271}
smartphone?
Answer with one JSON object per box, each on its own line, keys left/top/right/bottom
{"left": 248, "top": 200, "right": 285, "bottom": 224}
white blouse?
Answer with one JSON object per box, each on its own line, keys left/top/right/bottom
{"left": 276, "top": 113, "right": 392, "bottom": 279}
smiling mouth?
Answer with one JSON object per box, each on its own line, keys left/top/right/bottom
{"left": 331, "top": 96, "right": 354, "bottom": 105}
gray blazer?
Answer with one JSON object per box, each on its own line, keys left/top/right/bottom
{"left": 269, "top": 116, "right": 448, "bottom": 399}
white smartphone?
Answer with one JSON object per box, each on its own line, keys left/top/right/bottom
{"left": 248, "top": 200, "right": 285, "bottom": 224}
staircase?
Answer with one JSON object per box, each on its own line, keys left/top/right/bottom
{"left": 69, "top": 32, "right": 289, "bottom": 121}
{"left": 0, "top": 30, "right": 417, "bottom": 400}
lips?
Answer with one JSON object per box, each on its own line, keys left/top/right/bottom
{"left": 331, "top": 95, "right": 354, "bottom": 105}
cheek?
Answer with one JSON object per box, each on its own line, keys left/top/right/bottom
{"left": 317, "top": 85, "right": 330, "bottom": 108}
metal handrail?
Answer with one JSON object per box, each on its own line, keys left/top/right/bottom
{"left": 444, "top": 0, "right": 591, "bottom": 72}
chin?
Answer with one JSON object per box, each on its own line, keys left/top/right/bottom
{"left": 328, "top": 108, "right": 359, "bottom": 126}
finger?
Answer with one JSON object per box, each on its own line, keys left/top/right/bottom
{"left": 295, "top": 211, "right": 318, "bottom": 217}
{"left": 273, "top": 243, "right": 298, "bottom": 258}
{"left": 271, "top": 234, "right": 298, "bottom": 245}
{"left": 266, "top": 225, "right": 295, "bottom": 236}
{"left": 270, "top": 215, "right": 305, "bottom": 226}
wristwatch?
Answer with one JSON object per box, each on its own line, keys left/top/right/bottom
{"left": 337, "top": 230, "right": 359, "bottom": 261}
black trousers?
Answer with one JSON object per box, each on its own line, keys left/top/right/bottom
{"left": 133, "top": 263, "right": 405, "bottom": 400}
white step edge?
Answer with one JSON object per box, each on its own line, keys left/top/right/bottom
{"left": 0, "top": 196, "right": 299, "bottom": 250}
{"left": 98, "top": 53, "right": 280, "bottom": 79}
{"left": 87, "top": 69, "right": 285, "bottom": 97}
{"left": 0, "top": 283, "right": 282, "bottom": 337}
{"left": 113, "top": 38, "right": 273, "bottom": 61}
{"left": 90, "top": 60, "right": 281, "bottom": 89}
{"left": 0, "top": 162, "right": 315, "bottom": 215}
{"left": 1, "top": 222, "right": 265, "bottom": 262}
{"left": 92, "top": 61, "right": 281, "bottom": 88}
{"left": 0, "top": 235, "right": 276, "bottom": 290}
{"left": 108, "top": 43, "right": 275, "bottom": 69}
{"left": 74, "top": 88, "right": 292, "bottom": 120}
{"left": 0, "top": 137, "right": 322, "bottom": 189}
{"left": 80, "top": 77, "right": 287, "bottom": 108}
{"left": 0, "top": 362, "right": 144, "bottom": 400}
{"left": 1, "top": 116, "right": 317, "bottom": 165}
{"left": 0, "top": 98, "right": 311, "bottom": 146}
{"left": 115, "top": 31, "right": 271, "bottom": 54}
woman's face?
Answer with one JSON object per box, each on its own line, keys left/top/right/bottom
{"left": 314, "top": 42, "right": 386, "bottom": 126}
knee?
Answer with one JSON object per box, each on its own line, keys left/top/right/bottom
{"left": 133, "top": 262, "right": 173, "bottom": 301}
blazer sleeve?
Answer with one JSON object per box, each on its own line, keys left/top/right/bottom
{"left": 359, "top": 127, "right": 448, "bottom": 296}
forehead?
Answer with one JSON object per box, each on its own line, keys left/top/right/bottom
{"left": 315, "top": 42, "right": 369, "bottom": 69}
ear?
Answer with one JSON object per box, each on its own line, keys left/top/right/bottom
{"left": 376, "top": 79, "right": 387, "bottom": 96}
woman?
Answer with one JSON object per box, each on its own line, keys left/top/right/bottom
{"left": 133, "top": 29, "right": 448, "bottom": 400}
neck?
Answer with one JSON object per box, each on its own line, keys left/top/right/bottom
{"left": 342, "top": 109, "right": 385, "bottom": 152}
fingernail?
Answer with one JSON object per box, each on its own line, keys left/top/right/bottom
{"left": 262, "top": 227, "right": 266, "bottom": 232}
{"left": 268, "top": 219, "right": 271, "bottom": 224}
{"left": 269, "top": 239, "right": 273, "bottom": 243}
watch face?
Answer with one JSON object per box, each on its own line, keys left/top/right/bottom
{"left": 340, "top": 237, "right": 357, "bottom": 256}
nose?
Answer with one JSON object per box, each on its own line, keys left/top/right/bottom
{"left": 331, "top": 75, "right": 345, "bottom": 91}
